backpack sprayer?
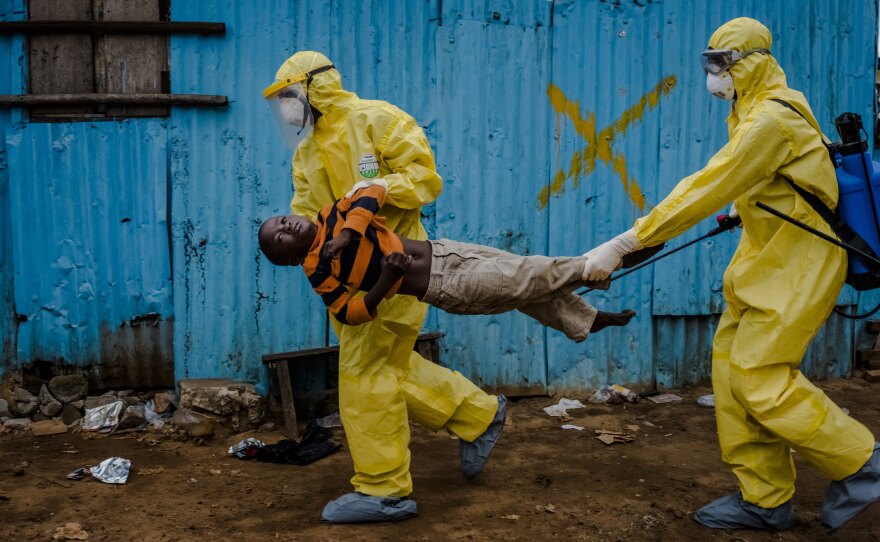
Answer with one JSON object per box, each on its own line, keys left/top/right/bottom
{"left": 578, "top": 107, "right": 880, "bottom": 321}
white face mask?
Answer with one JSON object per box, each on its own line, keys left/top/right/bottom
{"left": 706, "top": 71, "right": 735, "bottom": 100}
{"left": 279, "top": 96, "right": 308, "bottom": 127}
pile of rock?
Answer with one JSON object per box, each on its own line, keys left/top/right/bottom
{"left": 0, "top": 375, "right": 179, "bottom": 435}
{"left": 1, "top": 377, "right": 266, "bottom": 438}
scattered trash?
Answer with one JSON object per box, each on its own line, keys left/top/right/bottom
{"left": 66, "top": 468, "right": 89, "bottom": 481}
{"left": 595, "top": 429, "right": 636, "bottom": 445}
{"left": 697, "top": 394, "right": 715, "bottom": 407}
{"left": 588, "top": 385, "right": 640, "bottom": 404}
{"left": 137, "top": 466, "right": 164, "bottom": 476}
{"left": 842, "top": 407, "right": 850, "bottom": 415}
{"left": 642, "top": 420, "right": 661, "bottom": 428}
{"left": 228, "top": 437, "right": 264, "bottom": 459}
{"left": 501, "top": 514, "right": 520, "bottom": 520}
{"left": 560, "top": 424, "right": 584, "bottom": 431}
{"left": 625, "top": 424, "right": 641, "bottom": 432}
{"left": 67, "top": 457, "right": 131, "bottom": 484}
{"left": 537, "top": 503, "right": 558, "bottom": 513}
{"left": 143, "top": 400, "right": 165, "bottom": 430}
{"left": 12, "top": 460, "right": 28, "bottom": 476}
{"left": 52, "top": 522, "right": 89, "bottom": 540}
{"left": 82, "top": 401, "right": 124, "bottom": 433}
{"left": 316, "top": 412, "right": 342, "bottom": 428}
{"left": 31, "top": 419, "right": 68, "bottom": 436}
{"left": 187, "top": 477, "right": 198, "bottom": 484}
{"left": 543, "top": 398, "right": 586, "bottom": 417}
{"left": 646, "top": 393, "right": 682, "bottom": 404}
{"left": 255, "top": 422, "right": 340, "bottom": 465}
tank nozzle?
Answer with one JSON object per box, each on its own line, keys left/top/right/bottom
{"left": 835, "top": 113, "right": 867, "bottom": 154}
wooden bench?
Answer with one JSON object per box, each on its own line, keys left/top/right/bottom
{"left": 262, "top": 332, "right": 443, "bottom": 438}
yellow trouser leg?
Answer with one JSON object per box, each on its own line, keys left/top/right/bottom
{"left": 403, "top": 350, "right": 497, "bottom": 442}
{"left": 713, "top": 303, "right": 875, "bottom": 509}
{"left": 713, "top": 309, "right": 796, "bottom": 508}
{"left": 333, "top": 295, "right": 497, "bottom": 497}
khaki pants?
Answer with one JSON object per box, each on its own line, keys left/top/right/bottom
{"left": 422, "top": 239, "right": 599, "bottom": 342}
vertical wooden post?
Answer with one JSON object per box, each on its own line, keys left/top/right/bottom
{"left": 274, "top": 362, "right": 299, "bottom": 439}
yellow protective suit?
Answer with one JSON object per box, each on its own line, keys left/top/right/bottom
{"left": 633, "top": 18, "right": 875, "bottom": 508}
{"left": 275, "top": 51, "right": 498, "bottom": 497}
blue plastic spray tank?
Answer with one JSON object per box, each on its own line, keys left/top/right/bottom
{"left": 831, "top": 112, "right": 880, "bottom": 289}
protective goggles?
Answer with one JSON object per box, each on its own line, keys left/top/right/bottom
{"left": 264, "top": 64, "right": 335, "bottom": 149}
{"left": 700, "top": 48, "right": 770, "bottom": 74}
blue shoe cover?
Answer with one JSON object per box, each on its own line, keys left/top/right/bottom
{"left": 821, "top": 442, "right": 880, "bottom": 531}
{"left": 321, "top": 492, "right": 417, "bottom": 523}
{"left": 460, "top": 395, "right": 507, "bottom": 479}
{"left": 693, "top": 491, "right": 795, "bottom": 530}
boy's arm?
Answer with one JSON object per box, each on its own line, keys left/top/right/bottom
{"left": 312, "top": 251, "right": 410, "bottom": 325}
{"left": 323, "top": 182, "right": 388, "bottom": 258}
{"left": 362, "top": 252, "right": 410, "bottom": 314}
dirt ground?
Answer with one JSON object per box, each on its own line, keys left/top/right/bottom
{"left": 1, "top": 379, "right": 879, "bottom": 542}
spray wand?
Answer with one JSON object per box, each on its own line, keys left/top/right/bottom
{"left": 577, "top": 214, "right": 742, "bottom": 296}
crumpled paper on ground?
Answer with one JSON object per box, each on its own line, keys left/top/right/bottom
{"left": 543, "top": 398, "right": 586, "bottom": 417}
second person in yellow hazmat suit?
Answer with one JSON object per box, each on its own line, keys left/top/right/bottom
{"left": 263, "top": 51, "right": 506, "bottom": 524}
{"left": 581, "top": 18, "right": 879, "bottom": 532}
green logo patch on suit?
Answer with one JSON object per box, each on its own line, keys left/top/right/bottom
{"left": 358, "top": 154, "right": 380, "bottom": 179}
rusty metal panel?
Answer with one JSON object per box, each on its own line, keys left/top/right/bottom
{"left": 432, "top": 13, "right": 553, "bottom": 392}
{"left": 168, "top": 0, "right": 336, "bottom": 391}
{"left": 4, "top": 119, "right": 173, "bottom": 388}
{"left": 545, "top": 0, "right": 666, "bottom": 391}
{"left": 0, "top": 0, "right": 21, "bottom": 379}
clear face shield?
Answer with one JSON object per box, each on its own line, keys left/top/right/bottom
{"left": 265, "top": 81, "right": 314, "bottom": 149}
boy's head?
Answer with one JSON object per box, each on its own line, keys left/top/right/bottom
{"left": 258, "top": 214, "right": 317, "bottom": 266}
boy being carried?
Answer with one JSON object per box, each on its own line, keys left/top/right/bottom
{"left": 259, "top": 181, "right": 635, "bottom": 340}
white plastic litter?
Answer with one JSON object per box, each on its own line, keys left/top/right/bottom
{"left": 697, "top": 394, "right": 715, "bottom": 407}
{"left": 561, "top": 424, "right": 585, "bottom": 431}
{"left": 647, "top": 393, "right": 683, "bottom": 404}
{"left": 91, "top": 457, "right": 130, "bottom": 484}
{"left": 82, "top": 400, "right": 124, "bottom": 432}
{"left": 543, "top": 398, "right": 586, "bottom": 417}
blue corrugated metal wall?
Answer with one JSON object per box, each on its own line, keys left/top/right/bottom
{"left": 1, "top": 0, "right": 877, "bottom": 394}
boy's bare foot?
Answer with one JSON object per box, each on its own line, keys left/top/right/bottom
{"left": 591, "top": 310, "right": 636, "bottom": 333}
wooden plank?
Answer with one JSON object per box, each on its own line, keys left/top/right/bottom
{"left": 857, "top": 349, "right": 880, "bottom": 365}
{"left": 96, "top": 0, "right": 166, "bottom": 117}
{"left": 0, "top": 93, "right": 227, "bottom": 106}
{"left": 864, "top": 369, "right": 880, "bottom": 383}
{"left": 0, "top": 21, "right": 225, "bottom": 34}
{"left": 867, "top": 320, "right": 880, "bottom": 334}
{"left": 28, "top": 0, "right": 95, "bottom": 118}
{"left": 274, "top": 362, "right": 299, "bottom": 439}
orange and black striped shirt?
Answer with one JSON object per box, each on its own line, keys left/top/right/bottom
{"left": 302, "top": 184, "right": 404, "bottom": 325}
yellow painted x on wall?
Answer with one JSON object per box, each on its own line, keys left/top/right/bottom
{"left": 539, "top": 75, "right": 677, "bottom": 211}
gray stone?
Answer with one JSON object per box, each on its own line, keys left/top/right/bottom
{"left": 152, "top": 392, "right": 173, "bottom": 414}
{"left": 171, "top": 408, "right": 214, "bottom": 437}
{"left": 116, "top": 390, "right": 135, "bottom": 398}
{"left": 61, "top": 404, "right": 83, "bottom": 425}
{"left": 13, "top": 387, "right": 35, "bottom": 403}
{"left": 47, "top": 375, "right": 88, "bottom": 404}
{"left": 38, "top": 385, "right": 62, "bottom": 417}
{"left": 70, "top": 400, "right": 84, "bottom": 409}
{"left": 178, "top": 379, "right": 265, "bottom": 431}
{"left": 0, "top": 399, "right": 9, "bottom": 418}
{"left": 3, "top": 418, "right": 31, "bottom": 430}
{"left": 16, "top": 401, "right": 37, "bottom": 417}
{"left": 122, "top": 396, "right": 143, "bottom": 407}
{"left": 31, "top": 412, "right": 50, "bottom": 422}
{"left": 84, "top": 395, "right": 119, "bottom": 410}
{"left": 118, "top": 405, "right": 145, "bottom": 429}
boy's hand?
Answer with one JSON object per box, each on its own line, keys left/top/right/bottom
{"left": 380, "top": 252, "right": 412, "bottom": 281}
{"left": 322, "top": 229, "right": 355, "bottom": 259}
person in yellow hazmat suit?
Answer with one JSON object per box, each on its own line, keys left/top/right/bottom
{"left": 581, "top": 18, "right": 879, "bottom": 532}
{"left": 263, "top": 51, "right": 507, "bottom": 524}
